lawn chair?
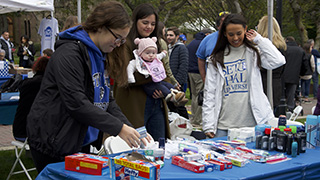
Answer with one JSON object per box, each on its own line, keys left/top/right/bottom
{"left": 6, "top": 138, "right": 36, "bottom": 180}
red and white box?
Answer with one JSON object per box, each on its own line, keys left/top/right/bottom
{"left": 171, "top": 156, "right": 205, "bottom": 173}
{"left": 65, "top": 153, "right": 109, "bottom": 175}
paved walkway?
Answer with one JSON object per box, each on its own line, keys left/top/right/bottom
{"left": 0, "top": 99, "right": 317, "bottom": 151}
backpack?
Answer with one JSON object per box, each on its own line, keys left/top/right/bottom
{"left": 0, "top": 74, "right": 23, "bottom": 92}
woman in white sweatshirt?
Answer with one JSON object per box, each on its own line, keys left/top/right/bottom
{"left": 202, "top": 14, "right": 286, "bottom": 138}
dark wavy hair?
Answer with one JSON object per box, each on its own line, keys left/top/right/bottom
{"left": 20, "top": 35, "right": 30, "bottom": 47}
{"left": 211, "top": 13, "right": 261, "bottom": 69}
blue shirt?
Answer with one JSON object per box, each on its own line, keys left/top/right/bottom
{"left": 196, "top": 31, "right": 219, "bottom": 60}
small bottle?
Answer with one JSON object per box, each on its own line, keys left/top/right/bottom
{"left": 272, "top": 128, "right": 280, "bottom": 151}
{"left": 277, "top": 133, "right": 287, "bottom": 152}
{"left": 300, "top": 132, "right": 307, "bottom": 153}
{"left": 158, "top": 137, "right": 165, "bottom": 149}
{"left": 264, "top": 128, "right": 271, "bottom": 136}
{"left": 289, "top": 126, "right": 297, "bottom": 134}
{"left": 286, "top": 134, "right": 293, "bottom": 155}
{"left": 261, "top": 136, "right": 269, "bottom": 150}
{"left": 284, "top": 128, "right": 292, "bottom": 134}
{"left": 278, "top": 115, "right": 287, "bottom": 127}
{"left": 255, "top": 135, "right": 262, "bottom": 149}
{"left": 296, "top": 134, "right": 301, "bottom": 155}
{"left": 291, "top": 141, "right": 298, "bottom": 157}
{"left": 268, "top": 136, "right": 275, "bottom": 151}
{"left": 279, "top": 126, "right": 286, "bottom": 132}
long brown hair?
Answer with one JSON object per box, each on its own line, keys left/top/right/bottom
{"left": 107, "top": 3, "right": 160, "bottom": 87}
{"left": 82, "top": 1, "right": 132, "bottom": 33}
{"left": 211, "top": 14, "right": 261, "bottom": 69}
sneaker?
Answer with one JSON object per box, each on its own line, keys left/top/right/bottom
{"left": 173, "top": 92, "right": 185, "bottom": 102}
{"left": 174, "top": 97, "right": 189, "bottom": 107}
{"left": 170, "top": 89, "right": 185, "bottom": 102}
{"left": 165, "top": 93, "right": 173, "bottom": 102}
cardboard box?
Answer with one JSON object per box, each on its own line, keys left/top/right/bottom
{"left": 65, "top": 153, "right": 109, "bottom": 175}
{"left": 9, "top": 67, "right": 32, "bottom": 75}
{"left": 109, "top": 154, "right": 160, "bottom": 180}
{"left": 171, "top": 156, "right": 205, "bottom": 173}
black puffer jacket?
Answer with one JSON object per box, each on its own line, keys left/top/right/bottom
{"left": 26, "top": 40, "right": 131, "bottom": 159}
{"left": 169, "top": 42, "right": 189, "bottom": 85}
{"left": 282, "top": 41, "right": 305, "bottom": 84}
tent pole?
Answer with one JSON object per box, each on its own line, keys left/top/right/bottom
{"left": 267, "top": 0, "right": 274, "bottom": 108}
{"left": 77, "top": 0, "right": 81, "bottom": 23}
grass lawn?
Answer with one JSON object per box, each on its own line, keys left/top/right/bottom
{"left": 0, "top": 149, "right": 38, "bottom": 180}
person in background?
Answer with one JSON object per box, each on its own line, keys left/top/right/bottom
{"left": 26, "top": 1, "right": 151, "bottom": 173}
{"left": 158, "top": 21, "right": 178, "bottom": 85}
{"left": 300, "top": 42, "right": 315, "bottom": 103}
{"left": 62, "top": 16, "right": 79, "bottom": 32}
{"left": 313, "top": 84, "right": 320, "bottom": 115}
{"left": 108, "top": 3, "right": 170, "bottom": 141}
{"left": 282, "top": 36, "right": 305, "bottom": 112}
{"left": 42, "top": 48, "right": 53, "bottom": 58}
{"left": 166, "top": 26, "right": 189, "bottom": 119}
{"left": 187, "top": 28, "right": 212, "bottom": 126}
{"left": 203, "top": 14, "right": 285, "bottom": 138}
{"left": 179, "top": 33, "right": 187, "bottom": 45}
{"left": 0, "top": 49, "right": 9, "bottom": 62}
{"left": 13, "top": 56, "right": 50, "bottom": 142}
{"left": 0, "top": 31, "right": 15, "bottom": 63}
{"left": 256, "top": 16, "right": 287, "bottom": 115}
{"left": 17, "top": 35, "right": 36, "bottom": 68}
{"left": 196, "top": 12, "right": 230, "bottom": 82}
{"left": 308, "top": 39, "right": 320, "bottom": 99}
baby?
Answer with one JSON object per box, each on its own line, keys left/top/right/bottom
{"left": 127, "top": 37, "right": 188, "bottom": 106}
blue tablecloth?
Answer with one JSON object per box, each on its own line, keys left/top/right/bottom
{"left": 0, "top": 92, "right": 19, "bottom": 124}
{"left": 36, "top": 139, "right": 320, "bottom": 180}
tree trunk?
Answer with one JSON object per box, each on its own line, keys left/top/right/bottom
{"left": 289, "top": 0, "right": 308, "bottom": 44}
{"left": 315, "top": 16, "right": 320, "bottom": 50}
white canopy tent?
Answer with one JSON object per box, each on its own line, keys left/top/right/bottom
{"left": 0, "top": 0, "right": 54, "bottom": 14}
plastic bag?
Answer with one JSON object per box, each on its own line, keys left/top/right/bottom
{"left": 168, "top": 112, "right": 194, "bottom": 140}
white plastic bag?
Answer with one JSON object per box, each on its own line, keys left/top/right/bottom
{"left": 168, "top": 112, "right": 194, "bottom": 140}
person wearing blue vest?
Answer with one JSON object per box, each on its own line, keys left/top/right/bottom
{"left": 196, "top": 12, "right": 230, "bottom": 82}
{"left": 26, "top": 1, "right": 151, "bottom": 173}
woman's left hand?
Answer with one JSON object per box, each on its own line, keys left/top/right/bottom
{"left": 152, "top": 89, "right": 164, "bottom": 99}
{"left": 246, "top": 29, "right": 257, "bottom": 42}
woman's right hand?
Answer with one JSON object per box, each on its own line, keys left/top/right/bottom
{"left": 152, "top": 89, "right": 164, "bottom": 99}
{"left": 205, "top": 132, "right": 215, "bottom": 138}
{"left": 118, "top": 124, "right": 141, "bottom": 148}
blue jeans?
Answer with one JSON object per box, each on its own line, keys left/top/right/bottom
{"left": 312, "top": 72, "right": 319, "bottom": 97}
{"left": 301, "top": 79, "right": 311, "bottom": 98}
{"left": 144, "top": 96, "right": 166, "bottom": 141}
{"left": 213, "top": 129, "right": 228, "bottom": 138}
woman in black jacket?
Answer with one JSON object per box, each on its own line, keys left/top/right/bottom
{"left": 13, "top": 56, "right": 49, "bottom": 141}
{"left": 17, "top": 35, "right": 36, "bottom": 68}
{"left": 26, "top": 1, "right": 151, "bottom": 173}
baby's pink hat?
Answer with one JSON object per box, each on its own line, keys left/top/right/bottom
{"left": 134, "top": 37, "right": 157, "bottom": 55}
